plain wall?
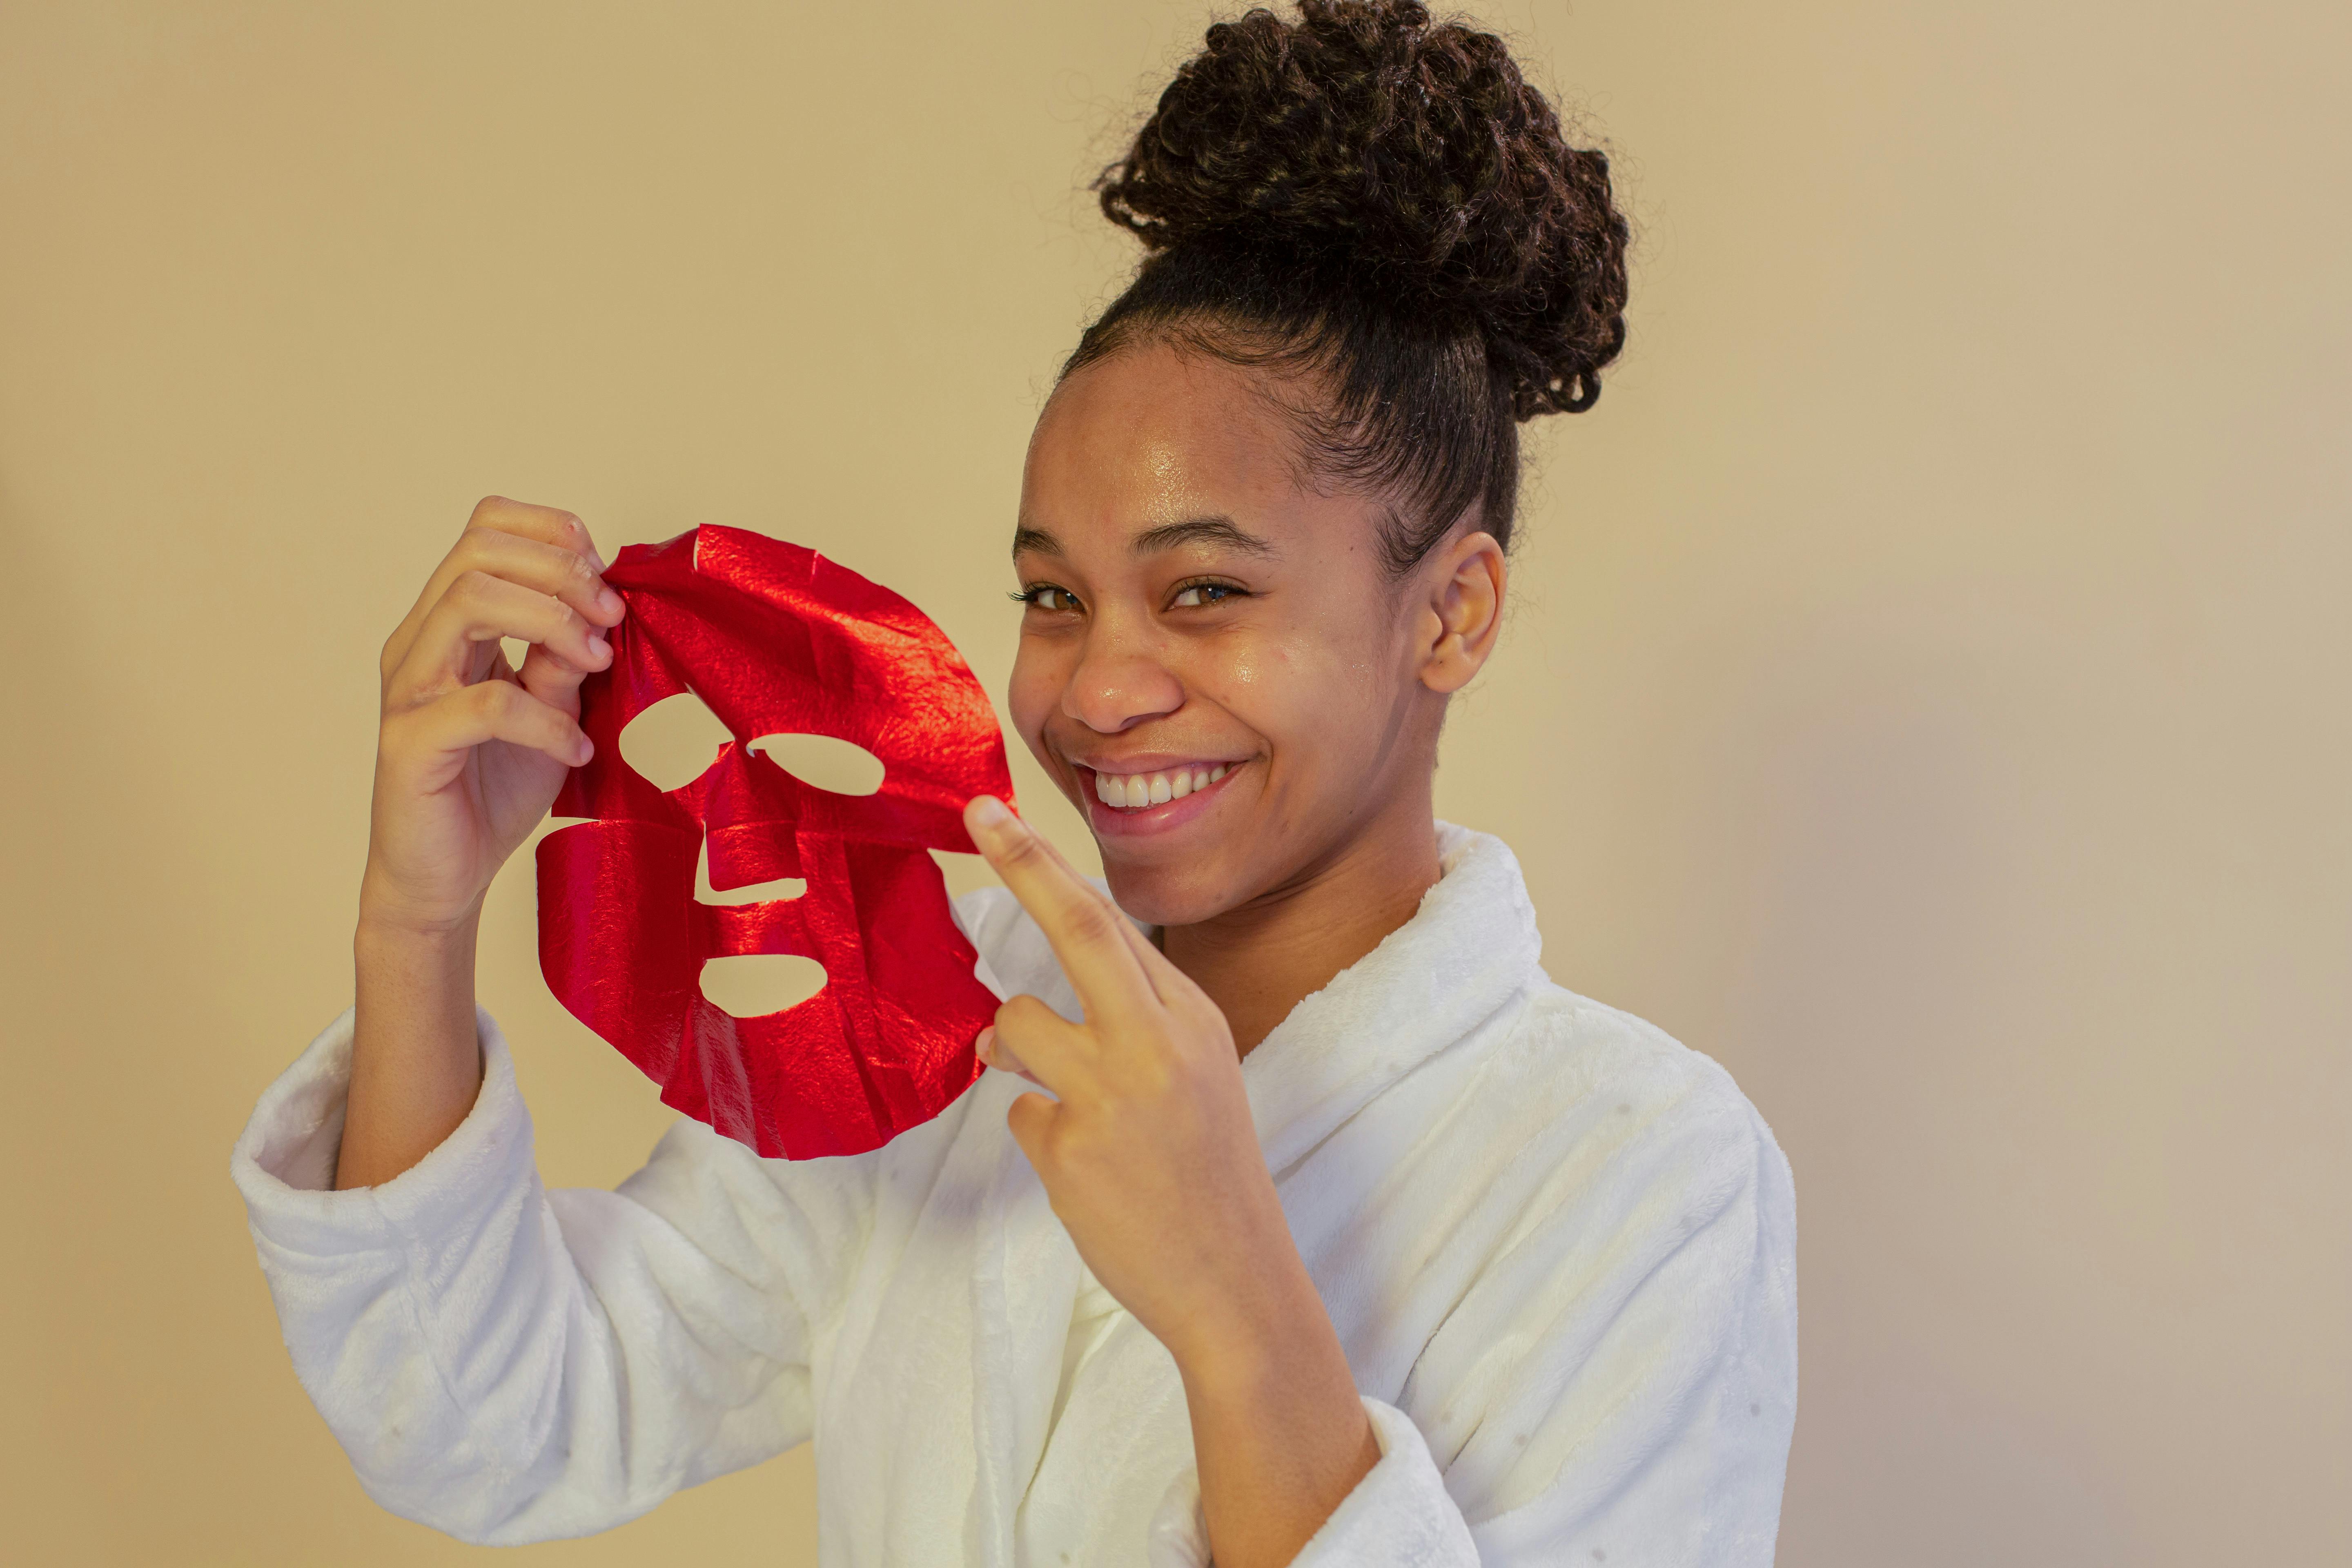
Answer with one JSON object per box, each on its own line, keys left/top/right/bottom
{"left": 2, "top": 2, "right": 2343, "bottom": 1562}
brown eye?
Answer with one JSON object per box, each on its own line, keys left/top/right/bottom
{"left": 1172, "top": 581, "right": 1241, "bottom": 608}
{"left": 1022, "top": 585, "right": 1078, "bottom": 612}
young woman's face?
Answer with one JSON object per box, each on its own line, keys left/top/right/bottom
{"left": 1008, "top": 340, "right": 1461, "bottom": 927}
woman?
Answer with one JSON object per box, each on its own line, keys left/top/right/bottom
{"left": 233, "top": 4, "right": 1796, "bottom": 1564}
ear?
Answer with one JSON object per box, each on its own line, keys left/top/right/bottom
{"left": 1415, "top": 528, "right": 1507, "bottom": 696}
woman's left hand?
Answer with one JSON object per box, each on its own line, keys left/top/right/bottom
{"left": 960, "top": 793, "right": 1296, "bottom": 1361}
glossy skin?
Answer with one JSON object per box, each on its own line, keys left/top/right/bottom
{"left": 337, "top": 343, "right": 1506, "bottom": 1568}
{"left": 1007, "top": 341, "right": 1505, "bottom": 1048}
{"left": 975, "top": 340, "right": 1508, "bottom": 1566}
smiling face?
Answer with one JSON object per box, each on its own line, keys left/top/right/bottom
{"left": 1008, "top": 338, "right": 1504, "bottom": 927}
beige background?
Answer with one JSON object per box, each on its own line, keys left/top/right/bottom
{"left": 2, "top": 2, "right": 2344, "bottom": 1562}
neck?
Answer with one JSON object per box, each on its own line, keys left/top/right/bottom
{"left": 1158, "top": 784, "right": 1443, "bottom": 1057}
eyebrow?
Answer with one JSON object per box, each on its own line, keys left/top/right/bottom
{"left": 1011, "top": 516, "right": 1279, "bottom": 561}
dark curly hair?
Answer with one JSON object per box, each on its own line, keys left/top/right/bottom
{"left": 1064, "top": 0, "right": 1630, "bottom": 573}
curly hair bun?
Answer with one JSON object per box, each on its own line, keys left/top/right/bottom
{"left": 1096, "top": 0, "right": 1629, "bottom": 416}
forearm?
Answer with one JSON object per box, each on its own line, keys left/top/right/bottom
{"left": 1174, "top": 1258, "right": 1380, "bottom": 1568}
{"left": 338, "top": 906, "right": 486, "bottom": 1189}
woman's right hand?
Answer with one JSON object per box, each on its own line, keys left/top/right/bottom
{"left": 359, "top": 497, "right": 626, "bottom": 938}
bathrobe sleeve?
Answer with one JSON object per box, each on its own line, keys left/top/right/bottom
{"left": 1152, "top": 1018, "right": 1799, "bottom": 1568}
{"left": 229, "top": 1004, "right": 871, "bottom": 1545}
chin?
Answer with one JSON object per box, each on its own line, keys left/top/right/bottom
{"left": 1096, "top": 856, "right": 1239, "bottom": 929}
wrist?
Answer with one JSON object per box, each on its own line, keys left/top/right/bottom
{"left": 1162, "top": 1252, "right": 1342, "bottom": 1397}
{"left": 356, "top": 870, "right": 486, "bottom": 948}
{"left": 342, "top": 890, "right": 486, "bottom": 1191}
{"left": 354, "top": 895, "right": 480, "bottom": 1023}
{"left": 1168, "top": 1252, "right": 1380, "bottom": 1568}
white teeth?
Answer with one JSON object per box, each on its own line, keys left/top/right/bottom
{"left": 1091, "top": 764, "right": 1236, "bottom": 808}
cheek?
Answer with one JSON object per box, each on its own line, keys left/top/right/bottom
{"left": 1203, "top": 630, "right": 1391, "bottom": 771}
{"left": 1006, "top": 637, "right": 1065, "bottom": 752}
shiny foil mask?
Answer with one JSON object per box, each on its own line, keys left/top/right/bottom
{"left": 537, "top": 524, "right": 1012, "bottom": 1159}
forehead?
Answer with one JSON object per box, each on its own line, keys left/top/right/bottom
{"left": 1020, "top": 340, "right": 1314, "bottom": 543}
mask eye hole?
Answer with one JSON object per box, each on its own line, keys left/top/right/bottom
{"left": 699, "top": 953, "right": 827, "bottom": 1018}
{"left": 618, "top": 692, "right": 732, "bottom": 793}
{"left": 614, "top": 695, "right": 889, "bottom": 799}
{"left": 750, "top": 733, "right": 885, "bottom": 796}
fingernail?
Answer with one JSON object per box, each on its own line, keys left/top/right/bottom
{"left": 575, "top": 736, "right": 595, "bottom": 765}
{"left": 587, "top": 634, "right": 611, "bottom": 663}
{"left": 968, "top": 795, "right": 1012, "bottom": 831}
{"left": 974, "top": 1026, "right": 996, "bottom": 1067}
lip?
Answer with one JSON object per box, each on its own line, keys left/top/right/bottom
{"left": 1074, "top": 760, "right": 1247, "bottom": 838}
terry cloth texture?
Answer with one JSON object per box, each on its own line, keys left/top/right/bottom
{"left": 233, "top": 825, "right": 1797, "bottom": 1566}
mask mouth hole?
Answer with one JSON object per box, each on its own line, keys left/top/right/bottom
{"left": 699, "top": 953, "right": 827, "bottom": 1018}
{"left": 750, "top": 733, "right": 885, "bottom": 796}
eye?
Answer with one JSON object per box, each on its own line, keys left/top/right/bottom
{"left": 1015, "top": 584, "right": 1080, "bottom": 613}
{"left": 1171, "top": 580, "right": 1244, "bottom": 608}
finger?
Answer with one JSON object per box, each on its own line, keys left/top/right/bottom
{"left": 990, "top": 805, "right": 1189, "bottom": 1007}
{"left": 512, "top": 639, "right": 593, "bottom": 715}
{"left": 467, "top": 494, "right": 608, "bottom": 573}
{"left": 383, "top": 499, "right": 620, "bottom": 677}
{"left": 964, "top": 796, "right": 1160, "bottom": 1026}
{"left": 1004, "top": 1091, "right": 1058, "bottom": 1167}
{"left": 393, "top": 677, "right": 592, "bottom": 772}
{"left": 989, "top": 994, "right": 1089, "bottom": 1097}
{"left": 388, "top": 570, "right": 614, "bottom": 709}
{"left": 1028, "top": 827, "right": 1192, "bottom": 995}
{"left": 973, "top": 1026, "right": 1045, "bottom": 1088}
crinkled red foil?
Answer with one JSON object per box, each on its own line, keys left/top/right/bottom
{"left": 536, "top": 524, "right": 1012, "bottom": 1160}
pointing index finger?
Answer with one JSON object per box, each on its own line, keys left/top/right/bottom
{"left": 964, "top": 796, "right": 1160, "bottom": 1027}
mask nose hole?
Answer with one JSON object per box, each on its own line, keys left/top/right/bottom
{"left": 699, "top": 954, "right": 827, "bottom": 1018}
{"left": 695, "top": 840, "right": 805, "bottom": 905}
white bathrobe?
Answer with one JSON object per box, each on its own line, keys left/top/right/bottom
{"left": 232, "top": 826, "right": 1797, "bottom": 1565}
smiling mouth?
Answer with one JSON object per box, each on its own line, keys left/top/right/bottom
{"left": 1086, "top": 762, "right": 1235, "bottom": 809}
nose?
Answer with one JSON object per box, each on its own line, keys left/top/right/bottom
{"left": 1061, "top": 624, "right": 1184, "bottom": 734}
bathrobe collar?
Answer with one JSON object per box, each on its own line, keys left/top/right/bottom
{"left": 960, "top": 824, "right": 1543, "bottom": 1562}
{"left": 1241, "top": 823, "right": 1544, "bottom": 1174}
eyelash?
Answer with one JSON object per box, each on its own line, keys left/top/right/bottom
{"left": 1010, "top": 579, "right": 1250, "bottom": 615}
{"left": 1169, "top": 578, "right": 1247, "bottom": 608}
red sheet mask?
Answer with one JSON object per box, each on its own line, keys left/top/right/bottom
{"left": 537, "top": 524, "right": 1012, "bottom": 1160}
